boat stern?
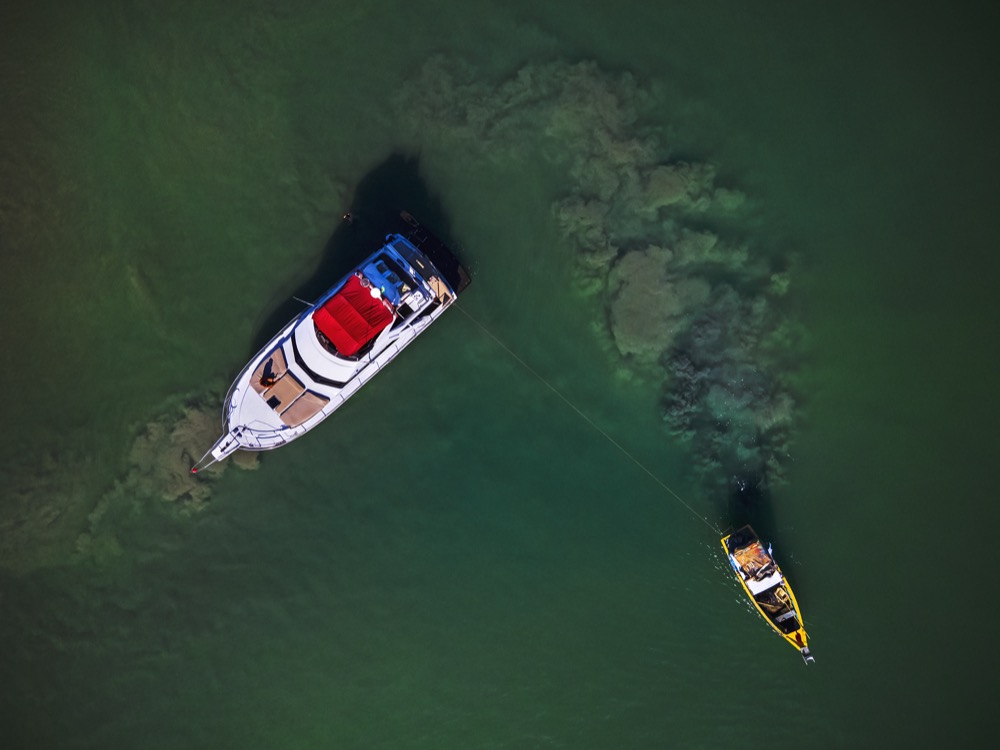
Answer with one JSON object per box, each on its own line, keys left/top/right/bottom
{"left": 800, "top": 646, "right": 815, "bottom": 665}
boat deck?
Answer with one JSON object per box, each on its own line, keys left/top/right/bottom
{"left": 200, "top": 213, "right": 471, "bottom": 470}
{"left": 248, "top": 347, "right": 329, "bottom": 427}
{"left": 722, "top": 525, "right": 813, "bottom": 663}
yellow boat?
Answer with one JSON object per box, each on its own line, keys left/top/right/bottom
{"left": 721, "top": 525, "right": 815, "bottom": 665}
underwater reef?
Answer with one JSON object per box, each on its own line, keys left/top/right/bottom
{"left": 0, "top": 59, "right": 805, "bottom": 573}
{"left": 0, "top": 396, "right": 256, "bottom": 572}
{"left": 400, "top": 58, "right": 801, "bottom": 496}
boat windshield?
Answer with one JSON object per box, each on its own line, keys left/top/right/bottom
{"left": 362, "top": 254, "right": 416, "bottom": 306}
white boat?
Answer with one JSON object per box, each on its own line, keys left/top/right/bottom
{"left": 194, "top": 213, "right": 470, "bottom": 471}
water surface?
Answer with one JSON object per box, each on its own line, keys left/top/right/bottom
{"left": 2, "top": 1, "right": 998, "bottom": 747}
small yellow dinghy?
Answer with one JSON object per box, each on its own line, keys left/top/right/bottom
{"left": 721, "top": 525, "right": 815, "bottom": 665}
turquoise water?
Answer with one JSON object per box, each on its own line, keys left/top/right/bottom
{"left": 2, "top": 1, "right": 998, "bottom": 747}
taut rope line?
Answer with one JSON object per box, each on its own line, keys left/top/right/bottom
{"left": 455, "top": 303, "right": 720, "bottom": 534}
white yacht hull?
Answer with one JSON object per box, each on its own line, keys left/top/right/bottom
{"left": 196, "top": 215, "right": 470, "bottom": 470}
{"left": 208, "top": 305, "right": 444, "bottom": 461}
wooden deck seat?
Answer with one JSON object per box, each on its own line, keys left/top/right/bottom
{"left": 280, "top": 390, "right": 330, "bottom": 426}
{"left": 263, "top": 371, "right": 305, "bottom": 413}
{"left": 251, "top": 348, "right": 289, "bottom": 394}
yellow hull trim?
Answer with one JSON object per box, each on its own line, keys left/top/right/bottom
{"left": 721, "top": 528, "right": 812, "bottom": 659}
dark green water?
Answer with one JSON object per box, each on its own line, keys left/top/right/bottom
{"left": 3, "top": 1, "right": 998, "bottom": 747}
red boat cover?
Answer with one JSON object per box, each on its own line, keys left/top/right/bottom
{"left": 313, "top": 274, "right": 394, "bottom": 356}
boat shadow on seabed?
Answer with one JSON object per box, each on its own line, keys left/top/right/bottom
{"left": 248, "top": 152, "right": 458, "bottom": 358}
{"left": 724, "top": 475, "right": 779, "bottom": 541}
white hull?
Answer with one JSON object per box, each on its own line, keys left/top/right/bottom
{"left": 210, "top": 303, "right": 446, "bottom": 460}
{"left": 197, "top": 219, "right": 469, "bottom": 469}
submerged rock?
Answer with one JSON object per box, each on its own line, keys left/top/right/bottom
{"left": 0, "top": 396, "right": 258, "bottom": 572}
{"left": 126, "top": 400, "right": 258, "bottom": 510}
{"left": 607, "top": 246, "right": 710, "bottom": 362}
{"left": 399, "top": 57, "right": 803, "bottom": 496}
